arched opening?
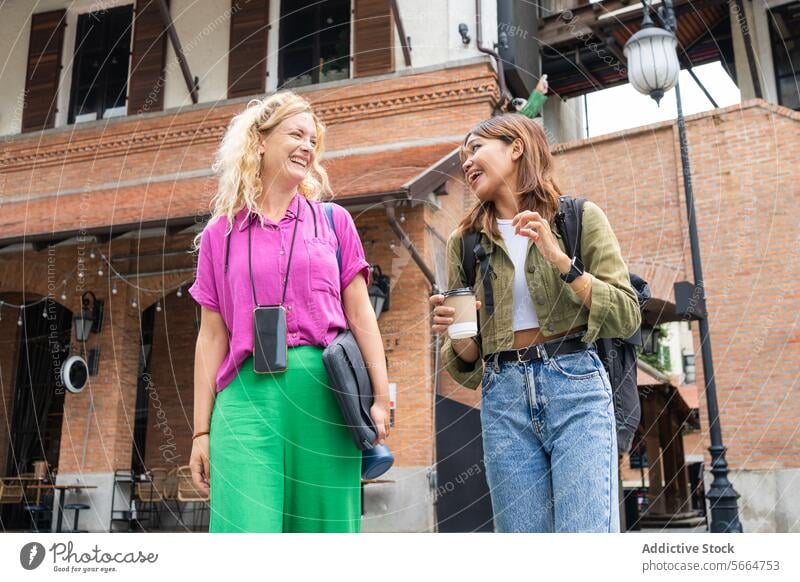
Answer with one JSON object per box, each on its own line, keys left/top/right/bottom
{"left": 0, "top": 294, "right": 72, "bottom": 530}
{"left": 121, "top": 288, "right": 203, "bottom": 531}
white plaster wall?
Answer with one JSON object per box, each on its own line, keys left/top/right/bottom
{"left": 704, "top": 468, "right": 800, "bottom": 532}
{"left": 392, "top": 0, "right": 497, "bottom": 72}
{"left": 543, "top": 94, "right": 586, "bottom": 143}
{"left": 163, "top": 0, "right": 234, "bottom": 109}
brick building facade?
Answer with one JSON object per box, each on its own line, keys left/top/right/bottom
{"left": 1, "top": 0, "right": 797, "bottom": 533}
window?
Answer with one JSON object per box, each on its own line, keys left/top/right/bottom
{"left": 278, "top": 0, "right": 350, "bottom": 88}
{"left": 768, "top": 1, "right": 800, "bottom": 111}
{"left": 68, "top": 5, "right": 133, "bottom": 123}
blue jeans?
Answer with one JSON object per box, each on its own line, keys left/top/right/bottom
{"left": 480, "top": 345, "right": 620, "bottom": 532}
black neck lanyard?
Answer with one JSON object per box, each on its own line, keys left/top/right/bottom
{"left": 248, "top": 196, "right": 301, "bottom": 307}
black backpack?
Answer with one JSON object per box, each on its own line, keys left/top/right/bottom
{"left": 460, "top": 196, "right": 650, "bottom": 454}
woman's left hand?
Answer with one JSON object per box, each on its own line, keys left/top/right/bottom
{"left": 370, "top": 402, "right": 390, "bottom": 446}
{"left": 512, "top": 211, "right": 568, "bottom": 266}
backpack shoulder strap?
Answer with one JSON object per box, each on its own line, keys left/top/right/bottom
{"left": 557, "top": 195, "right": 586, "bottom": 262}
{"left": 459, "top": 230, "right": 494, "bottom": 317}
{"left": 460, "top": 231, "right": 479, "bottom": 287}
{"left": 323, "top": 202, "right": 342, "bottom": 271}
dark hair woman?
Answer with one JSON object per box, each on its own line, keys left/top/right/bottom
{"left": 430, "top": 113, "right": 641, "bottom": 532}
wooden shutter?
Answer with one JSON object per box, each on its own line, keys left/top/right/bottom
{"left": 227, "top": 0, "right": 269, "bottom": 98}
{"left": 22, "top": 10, "right": 66, "bottom": 133}
{"left": 128, "top": 0, "right": 169, "bottom": 115}
{"left": 353, "top": 0, "right": 394, "bottom": 78}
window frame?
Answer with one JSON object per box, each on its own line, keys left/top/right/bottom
{"left": 768, "top": 0, "right": 800, "bottom": 110}
{"left": 277, "top": 0, "right": 352, "bottom": 89}
{"left": 56, "top": 0, "right": 135, "bottom": 127}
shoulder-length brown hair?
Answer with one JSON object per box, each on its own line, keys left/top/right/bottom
{"left": 457, "top": 113, "right": 562, "bottom": 240}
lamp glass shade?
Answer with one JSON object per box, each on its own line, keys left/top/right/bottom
{"left": 368, "top": 286, "right": 386, "bottom": 319}
{"left": 73, "top": 310, "right": 94, "bottom": 342}
{"left": 623, "top": 27, "right": 680, "bottom": 101}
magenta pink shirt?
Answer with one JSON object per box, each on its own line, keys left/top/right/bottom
{"left": 188, "top": 193, "right": 370, "bottom": 393}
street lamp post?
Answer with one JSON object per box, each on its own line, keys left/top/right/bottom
{"left": 624, "top": 0, "right": 743, "bottom": 532}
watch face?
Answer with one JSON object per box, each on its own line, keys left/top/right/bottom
{"left": 561, "top": 257, "right": 584, "bottom": 283}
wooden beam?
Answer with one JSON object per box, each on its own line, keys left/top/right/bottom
{"left": 156, "top": 0, "right": 198, "bottom": 103}
{"left": 575, "top": 50, "right": 604, "bottom": 91}
{"left": 537, "top": 0, "right": 728, "bottom": 49}
{"left": 389, "top": 0, "right": 412, "bottom": 67}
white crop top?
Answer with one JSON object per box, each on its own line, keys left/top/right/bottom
{"left": 496, "top": 218, "right": 540, "bottom": 332}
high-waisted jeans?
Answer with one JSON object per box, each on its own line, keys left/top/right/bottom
{"left": 480, "top": 345, "right": 620, "bottom": 532}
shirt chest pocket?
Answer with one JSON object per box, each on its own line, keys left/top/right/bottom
{"left": 305, "top": 237, "right": 341, "bottom": 297}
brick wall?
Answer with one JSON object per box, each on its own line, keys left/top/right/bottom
{"left": 552, "top": 101, "right": 800, "bottom": 471}
{"left": 353, "top": 207, "right": 436, "bottom": 467}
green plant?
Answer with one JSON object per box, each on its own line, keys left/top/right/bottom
{"left": 638, "top": 324, "right": 671, "bottom": 373}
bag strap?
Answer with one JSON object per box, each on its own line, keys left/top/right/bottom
{"left": 460, "top": 232, "right": 478, "bottom": 287}
{"left": 323, "top": 202, "right": 342, "bottom": 271}
{"left": 459, "top": 231, "right": 494, "bottom": 318}
{"left": 556, "top": 195, "right": 586, "bottom": 262}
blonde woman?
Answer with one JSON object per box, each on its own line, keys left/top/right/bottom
{"left": 188, "top": 92, "right": 390, "bottom": 533}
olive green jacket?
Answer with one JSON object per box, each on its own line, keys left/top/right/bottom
{"left": 441, "top": 201, "right": 641, "bottom": 389}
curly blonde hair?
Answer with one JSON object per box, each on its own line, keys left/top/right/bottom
{"left": 195, "top": 91, "right": 331, "bottom": 246}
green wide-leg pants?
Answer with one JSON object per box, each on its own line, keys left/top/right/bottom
{"left": 209, "top": 346, "right": 361, "bottom": 532}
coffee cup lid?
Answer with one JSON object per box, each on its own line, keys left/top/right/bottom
{"left": 443, "top": 287, "right": 474, "bottom": 297}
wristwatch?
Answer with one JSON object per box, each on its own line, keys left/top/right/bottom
{"left": 559, "top": 256, "right": 585, "bottom": 283}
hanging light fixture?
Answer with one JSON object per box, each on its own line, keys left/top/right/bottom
{"left": 367, "top": 265, "right": 391, "bottom": 319}
{"left": 623, "top": 4, "right": 679, "bottom": 105}
{"left": 73, "top": 291, "right": 104, "bottom": 342}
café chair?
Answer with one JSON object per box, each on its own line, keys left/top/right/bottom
{"left": 176, "top": 465, "right": 209, "bottom": 531}
{"left": 134, "top": 468, "right": 168, "bottom": 530}
{"left": 22, "top": 480, "right": 52, "bottom": 532}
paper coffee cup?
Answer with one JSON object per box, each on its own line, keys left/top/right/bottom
{"left": 443, "top": 288, "right": 478, "bottom": 339}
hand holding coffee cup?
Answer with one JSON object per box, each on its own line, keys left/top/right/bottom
{"left": 429, "top": 289, "right": 481, "bottom": 338}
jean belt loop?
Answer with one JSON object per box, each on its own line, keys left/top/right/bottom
{"left": 536, "top": 343, "right": 549, "bottom": 363}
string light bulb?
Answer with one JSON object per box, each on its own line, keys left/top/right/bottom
{"left": 176, "top": 286, "right": 183, "bottom": 298}
{"left": 155, "top": 302, "right": 162, "bottom": 312}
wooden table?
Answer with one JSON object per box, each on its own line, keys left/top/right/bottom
{"left": 30, "top": 484, "right": 98, "bottom": 532}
